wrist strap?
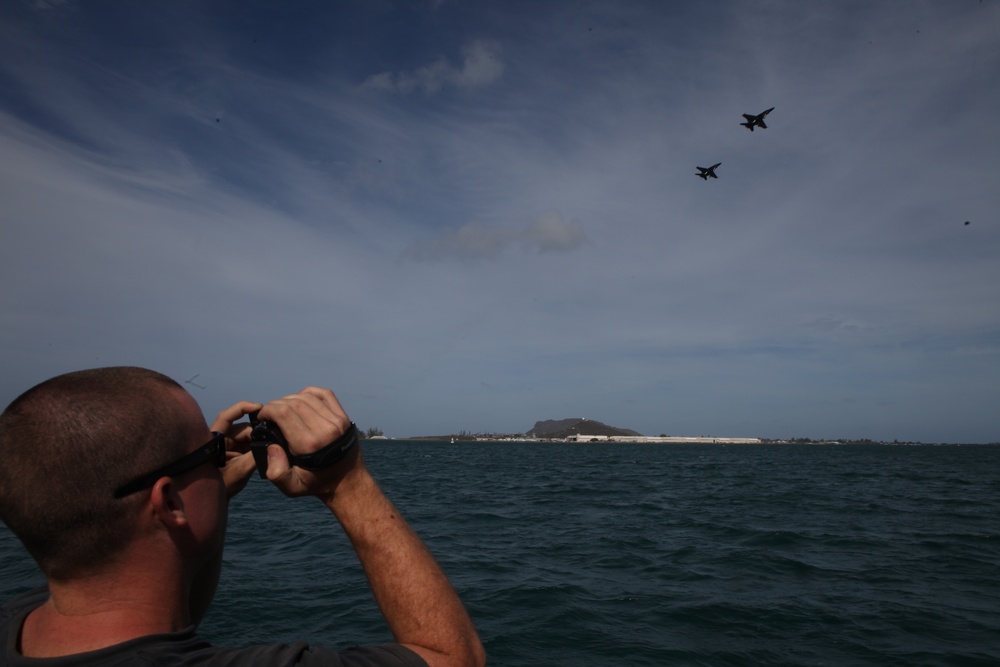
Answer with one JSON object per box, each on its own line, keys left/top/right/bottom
{"left": 290, "top": 422, "right": 359, "bottom": 470}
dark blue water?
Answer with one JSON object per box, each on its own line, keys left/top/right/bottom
{"left": 2, "top": 444, "right": 999, "bottom": 666}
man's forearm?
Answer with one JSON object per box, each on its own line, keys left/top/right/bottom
{"left": 324, "top": 469, "right": 485, "bottom": 667}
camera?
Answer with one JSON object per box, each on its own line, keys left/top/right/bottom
{"left": 247, "top": 410, "right": 358, "bottom": 479}
{"left": 249, "top": 411, "right": 288, "bottom": 478}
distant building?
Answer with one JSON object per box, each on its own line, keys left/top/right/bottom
{"left": 565, "top": 434, "right": 762, "bottom": 444}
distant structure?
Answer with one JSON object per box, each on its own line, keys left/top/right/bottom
{"left": 565, "top": 434, "right": 762, "bottom": 444}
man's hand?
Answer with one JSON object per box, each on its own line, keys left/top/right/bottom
{"left": 211, "top": 400, "right": 263, "bottom": 498}
{"left": 255, "top": 387, "right": 358, "bottom": 499}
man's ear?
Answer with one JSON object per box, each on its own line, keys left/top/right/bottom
{"left": 150, "top": 477, "right": 188, "bottom": 528}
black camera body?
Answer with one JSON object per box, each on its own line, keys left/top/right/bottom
{"left": 248, "top": 410, "right": 358, "bottom": 479}
{"left": 249, "top": 411, "right": 287, "bottom": 478}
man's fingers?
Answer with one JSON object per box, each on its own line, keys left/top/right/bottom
{"left": 265, "top": 443, "right": 329, "bottom": 497}
{"left": 223, "top": 451, "right": 258, "bottom": 499}
{"left": 263, "top": 443, "right": 297, "bottom": 487}
{"left": 297, "top": 386, "right": 347, "bottom": 416}
{"left": 259, "top": 391, "right": 349, "bottom": 453}
{"left": 211, "top": 400, "right": 263, "bottom": 433}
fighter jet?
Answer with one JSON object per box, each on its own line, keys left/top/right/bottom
{"left": 696, "top": 163, "right": 721, "bottom": 180}
{"left": 740, "top": 107, "right": 774, "bottom": 131}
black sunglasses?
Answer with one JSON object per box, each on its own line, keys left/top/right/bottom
{"left": 113, "top": 432, "right": 226, "bottom": 499}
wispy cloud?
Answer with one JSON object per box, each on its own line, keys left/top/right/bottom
{"left": 363, "top": 39, "right": 503, "bottom": 94}
{"left": 31, "top": 0, "right": 70, "bottom": 10}
{"left": 401, "top": 211, "right": 587, "bottom": 261}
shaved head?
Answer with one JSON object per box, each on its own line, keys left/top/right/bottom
{"left": 0, "top": 367, "right": 201, "bottom": 579}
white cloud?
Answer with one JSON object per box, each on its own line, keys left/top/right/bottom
{"left": 519, "top": 211, "right": 587, "bottom": 254}
{"left": 363, "top": 39, "right": 503, "bottom": 94}
{"left": 401, "top": 211, "right": 587, "bottom": 261}
{"left": 453, "top": 40, "right": 504, "bottom": 87}
{"left": 402, "top": 221, "right": 509, "bottom": 261}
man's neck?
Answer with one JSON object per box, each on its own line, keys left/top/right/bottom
{"left": 20, "top": 568, "right": 191, "bottom": 658}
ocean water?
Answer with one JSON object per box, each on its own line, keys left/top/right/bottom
{"left": 2, "top": 443, "right": 999, "bottom": 666}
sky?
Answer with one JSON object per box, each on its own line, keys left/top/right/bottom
{"left": 1, "top": 0, "right": 998, "bottom": 443}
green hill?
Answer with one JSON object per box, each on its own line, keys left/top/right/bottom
{"left": 527, "top": 418, "right": 641, "bottom": 439}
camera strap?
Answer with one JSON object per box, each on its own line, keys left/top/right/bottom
{"left": 288, "top": 423, "right": 359, "bottom": 471}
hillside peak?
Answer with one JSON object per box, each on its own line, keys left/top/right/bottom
{"left": 528, "top": 418, "right": 641, "bottom": 439}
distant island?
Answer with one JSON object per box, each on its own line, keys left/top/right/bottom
{"left": 360, "top": 418, "right": 995, "bottom": 445}
{"left": 394, "top": 417, "right": 642, "bottom": 442}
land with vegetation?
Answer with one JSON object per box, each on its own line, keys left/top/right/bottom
{"left": 357, "top": 418, "right": 991, "bottom": 445}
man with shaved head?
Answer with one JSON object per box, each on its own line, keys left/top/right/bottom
{"left": 0, "top": 367, "right": 484, "bottom": 667}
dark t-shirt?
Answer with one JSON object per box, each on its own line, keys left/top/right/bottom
{"left": 1, "top": 589, "right": 427, "bottom": 667}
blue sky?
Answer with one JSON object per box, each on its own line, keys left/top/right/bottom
{"left": 1, "top": 0, "right": 997, "bottom": 442}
